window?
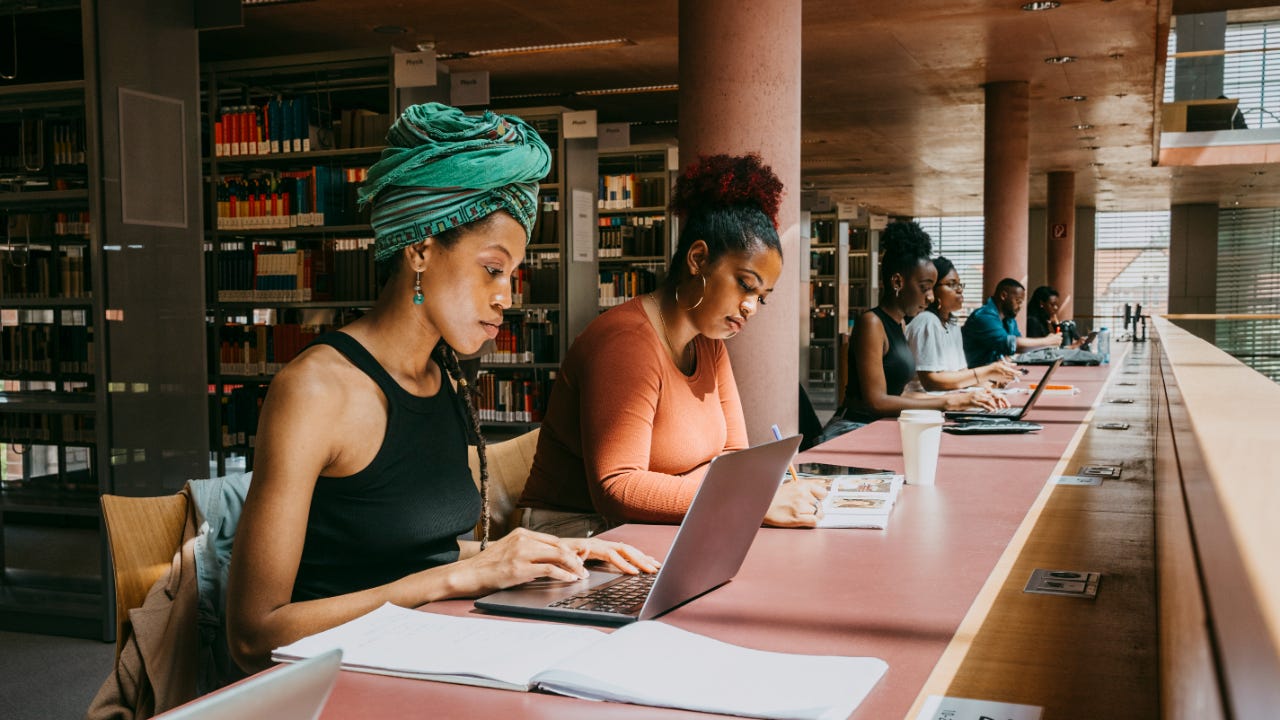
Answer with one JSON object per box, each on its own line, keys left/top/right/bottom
{"left": 1217, "top": 208, "right": 1280, "bottom": 382}
{"left": 1094, "top": 211, "right": 1170, "bottom": 328}
{"left": 915, "top": 216, "right": 985, "bottom": 314}
{"left": 1164, "top": 20, "right": 1280, "bottom": 128}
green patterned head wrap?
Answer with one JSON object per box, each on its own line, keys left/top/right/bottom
{"left": 359, "top": 102, "right": 551, "bottom": 262}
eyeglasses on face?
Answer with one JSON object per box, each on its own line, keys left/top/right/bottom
{"left": 939, "top": 281, "right": 965, "bottom": 291}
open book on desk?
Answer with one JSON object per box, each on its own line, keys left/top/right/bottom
{"left": 797, "top": 469, "right": 905, "bottom": 530}
{"left": 273, "top": 603, "right": 888, "bottom": 720}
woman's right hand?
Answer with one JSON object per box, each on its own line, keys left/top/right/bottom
{"left": 980, "top": 359, "right": 1019, "bottom": 386}
{"left": 447, "top": 528, "right": 590, "bottom": 597}
{"left": 763, "top": 479, "right": 828, "bottom": 528}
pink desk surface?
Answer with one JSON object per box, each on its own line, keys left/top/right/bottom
{"left": 317, "top": 365, "right": 1113, "bottom": 720}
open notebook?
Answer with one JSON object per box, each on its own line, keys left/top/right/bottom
{"left": 273, "top": 603, "right": 887, "bottom": 720}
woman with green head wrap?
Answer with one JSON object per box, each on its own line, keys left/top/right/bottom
{"left": 227, "top": 103, "right": 657, "bottom": 672}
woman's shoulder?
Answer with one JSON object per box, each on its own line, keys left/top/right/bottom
{"left": 271, "top": 343, "right": 367, "bottom": 408}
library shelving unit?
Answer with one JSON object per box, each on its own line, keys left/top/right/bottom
{"left": 595, "top": 144, "right": 676, "bottom": 311}
{"left": 805, "top": 213, "right": 844, "bottom": 408}
{"left": 202, "top": 50, "right": 394, "bottom": 474}
{"left": 1, "top": 0, "right": 207, "bottom": 640}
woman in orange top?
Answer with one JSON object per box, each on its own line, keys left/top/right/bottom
{"left": 518, "top": 154, "right": 825, "bottom": 536}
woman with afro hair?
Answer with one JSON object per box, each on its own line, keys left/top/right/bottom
{"left": 519, "top": 154, "right": 827, "bottom": 536}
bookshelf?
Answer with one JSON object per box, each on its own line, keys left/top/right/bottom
{"left": 806, "top": 213, "right": 844, "bottom": 408}
{"left": 595, "top": 145, "right": 676, "bottom": 310}
{"left": 202, "top": 51, "right": 394, "bottom": 473}
{"left": 1, "top": 0, "right": 207, "bottom": 641}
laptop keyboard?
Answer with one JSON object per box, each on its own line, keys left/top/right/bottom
{"left": 944, "top": 420, "right": 1042, "bottom": 434}
{"left": 985, "top": 407, "right": 1021, "bottom": 417}
{"left": 548, "top": 573, "right": 657, "bottom": 615}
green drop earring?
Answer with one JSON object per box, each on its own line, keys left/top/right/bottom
{"left": 413, "top": 271, "right": 424, "bottom": 305}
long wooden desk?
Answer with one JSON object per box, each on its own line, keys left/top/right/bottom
{"left": 314, "top": 360, "right": 1133, "bottom": 720}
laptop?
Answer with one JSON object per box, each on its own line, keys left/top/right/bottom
{"left": 154, "top": 649, "right": 341, "bottom": 720}
{"left": 475, "top": 434, "right": 803, "bottom": 624}
{"left": 944, "top": 358, "right": 1063, "bottom": 421}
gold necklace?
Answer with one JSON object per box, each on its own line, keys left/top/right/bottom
{"left": 648, "top": 294, "right": 691, "bottom": 369}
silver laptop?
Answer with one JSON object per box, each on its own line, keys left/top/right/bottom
{"left": 945, "top": 358, "right": 1063, "bottom": 421}
{"left": 154, "top": 649, "right": 342, "bottom": 720}
{"left": 475, "top": 434, "right": 802, "bottom": 624}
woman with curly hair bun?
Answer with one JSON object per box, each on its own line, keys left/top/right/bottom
{"left": 519, "top": 154, "right": 827, "bottom": 535}
{"left": 814, "top": 221, "right": 1005, "bottom": 444}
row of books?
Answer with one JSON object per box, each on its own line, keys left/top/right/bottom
{"left": 597, "top": 174, "right": 666, "bottom": 209}
{"left": 597, "top": 216, "right": 666, "bottom": 258}
{"left": 335, "top": 108, "right": 393, "bottom": 150}
{"left": 0, "top": 412, "right": 95, "bottom": 445}
{"left": 808, "top": 341, "right": 837, "bottom": 372}
{"left": 516, "top": 258, "right": 560, "bottom": 306}
{"left": 598, "top": 267, "right": 659, "bottom": 308}
{"left": 0, "top": 119, "right": 89, "bottom": 168}
{"left": 209, "top": 239, "right": 376, "bottom": 303}
{"left": 0, "top": 325, "right": 95, "bottom": 375}
{"left": 810, "top": 248, "right": 837, "bottom": 276}
{"left": 848, "top": 253, "right": 871, "bottom": 278}
{"left": 810, "top": 220, "right": 836, "bottom": 245}
{"left": 7, "top": 211, "right": 92, "bottom": 239}
{"left": 214, "top": 98, "right": 312, "bottom": 157}
{"left": 474, "top": 371, "right": 552, "bottom": 424}
{"left": 213, "top": 322, "right": 326, "bottom": 376}
{"left": 810, "top": 309, "right": 838, "bottom": 338}
{"left": 480, "top": 311, "right": 559, "bottom": 364}
{"left": 0, "top": 249, "right": 91, "bottom": 299}
{"left": 812, "top": 281, "right": 837, "bottom": 307}
{"left": 529, "top": 199, "right": 560, "bottom": 246}
{"left": 212, "top": 167, "right": 367, "bottom": 229}
{"left": 213, "top": 384, "right": 268, "bottom": 450}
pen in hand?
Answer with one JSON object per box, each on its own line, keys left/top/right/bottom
{"left": 770, "top": 424, "right": 802, "bottom": 484}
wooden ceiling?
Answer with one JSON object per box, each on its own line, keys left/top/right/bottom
{"left": 199, "top": 0, "right": 1280, "bottom": 216}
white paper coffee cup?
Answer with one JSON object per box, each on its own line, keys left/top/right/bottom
{"left": 899, "top": 411, "right": 944, "bottom": 485}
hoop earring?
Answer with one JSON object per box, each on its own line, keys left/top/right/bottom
{"left": 675, "top": 274, "right": 706, "bottom": 311}
{"left": 413, "top": 271, "right": 424, "bottom": 305}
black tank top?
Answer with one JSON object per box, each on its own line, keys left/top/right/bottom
{"left": 291, "top": 332, "right": 481, "bottom": 602}
{"left": 841, "top": 307, "right": 916, "bottom": 424}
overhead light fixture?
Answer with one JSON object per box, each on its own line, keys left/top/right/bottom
{"left": 1088, "top": 162, "right": 1104, "bottom": 167}
{"left": 1061, "top": 95, "right": 1087, "bottom": 102}
{"left": 1252, "top": 170, "right": 1266, "bottom": 175}
{"left": 1078, "top": 136, "right": 1097, "bottom": 141}
{"left": 1044, "top": 56, "right": 1076, "bottom": 64}
{"left": 576, "top": 83, "right": 678, "bottom": 96}
{"left": 489, "top": 90, "right": 566, "bottom": 101}
{"left": 1021, "top": 1, "right": 1060, "bottom": 10}
{"left": 1084, "top": 145, "right": 1100, "bottom": 150}
{"left": 437, "top": 38, "right": 633, "bottom": 61}
{"left": 1072, "top": 123, "right": 1094, "bottom": 130}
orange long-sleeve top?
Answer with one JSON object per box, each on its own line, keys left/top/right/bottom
{"left": 519, "top": 297, "right": 749, "bottom": 524}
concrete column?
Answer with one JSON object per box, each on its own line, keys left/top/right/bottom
{"left": 679, "top": 0, "right": 801, "bottom": 445}
{"left": 1074, "top": 207, "right": 1097, "bottom": 333}
{"left": 1046, "top": 171, "right": 1076, "bottom": 318}
{"left": 1028, "top": 207, "right": 1047, "bottom": 293}
{"left": 983, "top": 82, "right": 1030, "bottom": 322}
{"left": 1168, "top": 204, "right": 1219, "bottom": 341}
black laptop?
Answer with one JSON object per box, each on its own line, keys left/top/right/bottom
{"left": 944, "top": 358, "right": 1063, "bottom": 421}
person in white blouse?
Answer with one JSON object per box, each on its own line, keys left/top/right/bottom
{"left": 905, "top": 256, "right": 1018, "bottom": 393}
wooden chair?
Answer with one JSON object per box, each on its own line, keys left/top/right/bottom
{"left": 468, "top": 428, "right": 539, "bottom": 539}
{"left": 100, "top": 493, "right": 189, "bottom": 659}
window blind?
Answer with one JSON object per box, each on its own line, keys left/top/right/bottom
{"left": 1094, "top": 211, "right": 1170, "bottom": 329}
{"left": 1217, "top": 208, "right": 1280, "bottom": 382}
{"left": 915, "top": 216, "right": 985, "bottom": 314}
{"left": 1164, "top": 20, "right": 1280, "bottom": 128}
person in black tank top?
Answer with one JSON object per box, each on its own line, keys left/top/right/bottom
{"left": 815, "top": 221, "right": 1003, "bottom": 445}
{"left": 226, "top": 103, "right": 657, "bottom": 673}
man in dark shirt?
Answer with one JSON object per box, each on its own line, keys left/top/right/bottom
{"left": 962, "top": 278, "right": 1062, "bottom": 367}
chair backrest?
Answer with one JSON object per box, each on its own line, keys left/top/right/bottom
{"left": 101, "top": 492, "right": 189, "bottom": 658}
{"left": 467, "top": 428, "right": 539, "bottom": 539}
